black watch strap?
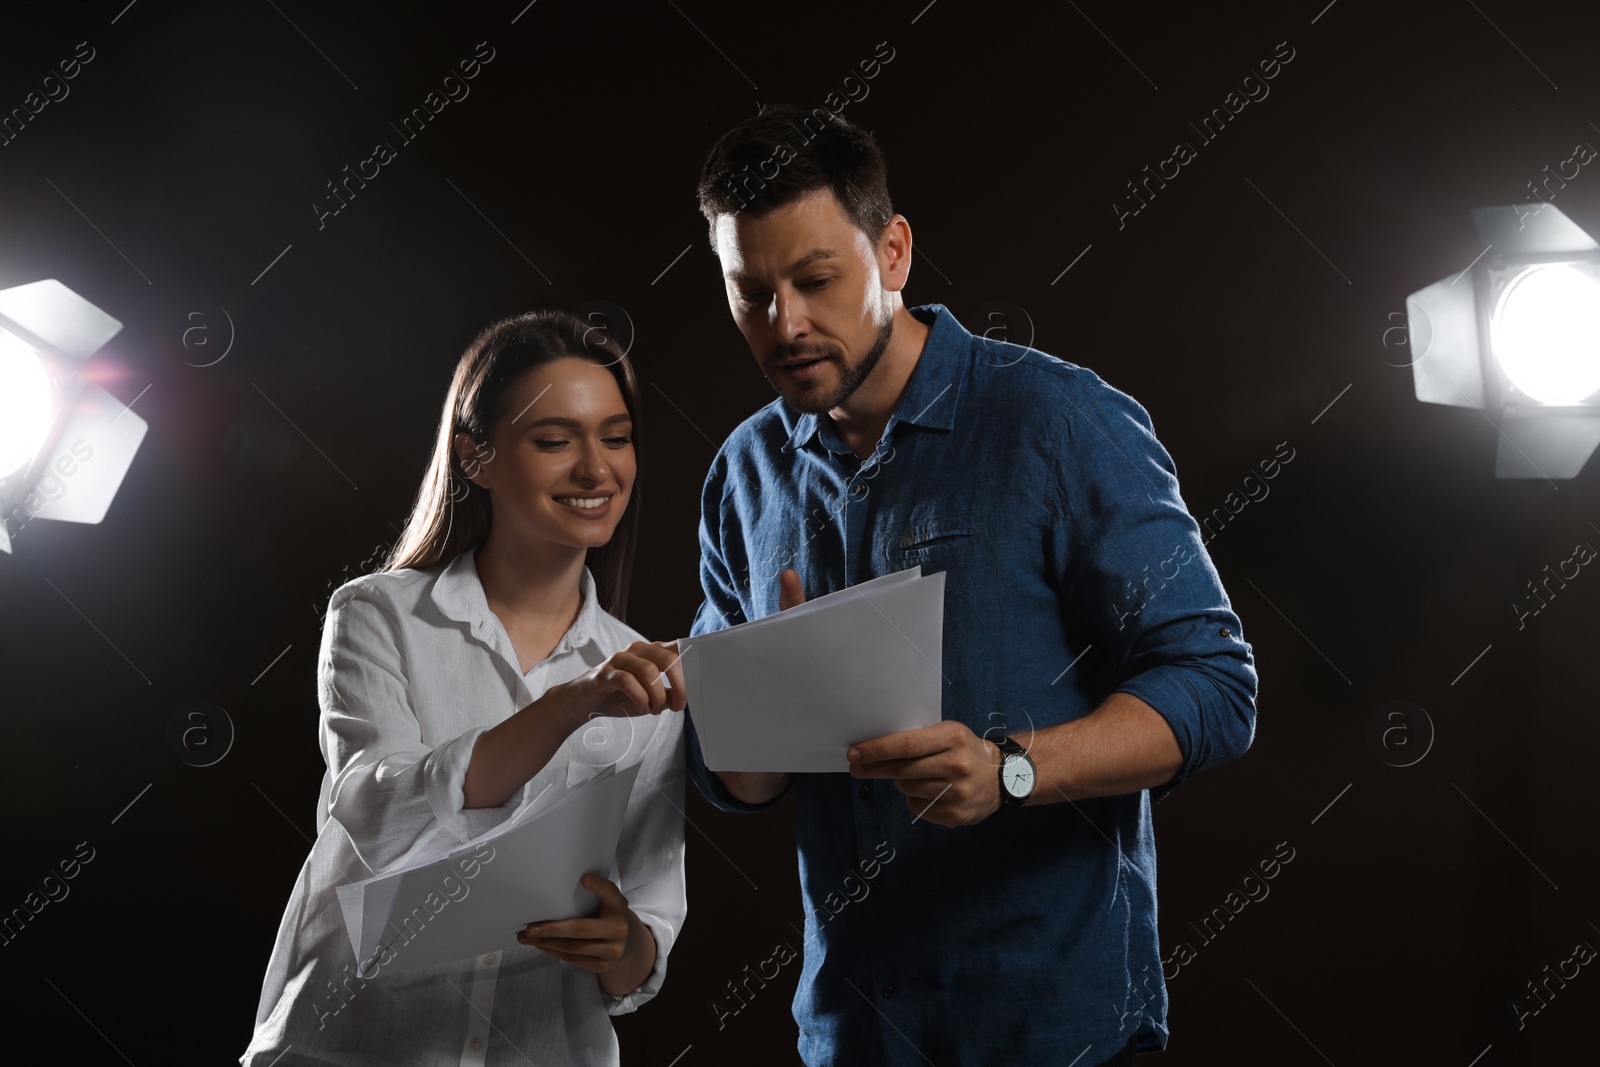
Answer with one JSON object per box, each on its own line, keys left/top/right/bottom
{"left": 992, "top": 735, "right": 1024, "bottom": 758}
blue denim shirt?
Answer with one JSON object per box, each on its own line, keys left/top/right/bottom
{"left": 686, "top": 304, "right": 1257, "bottom": 1066}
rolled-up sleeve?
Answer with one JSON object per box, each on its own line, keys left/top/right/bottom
{"left": 318, "top": 583, "right": 532, "bottom": 874}
{"left": 604, "top": 714, "right": 689, "bottom": 1014}
{"left": 1050, "top": 375, "right": 1258, "bottom": 801}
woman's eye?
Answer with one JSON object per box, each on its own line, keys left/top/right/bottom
{"left": 534, "top": 439, "right": 569, "bottom": 450}
{"left": 603, "top": 435, "right": 633, "bottom": 448}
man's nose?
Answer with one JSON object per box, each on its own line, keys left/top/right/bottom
{"left": 773, "top": 291, "right": 807, "bottom": 342}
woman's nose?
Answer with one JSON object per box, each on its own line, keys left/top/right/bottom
{"left": 571, "top": 442, "right": 607, "bottom": 483}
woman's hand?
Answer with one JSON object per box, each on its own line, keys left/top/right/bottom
{"left": 465, "top": 640, "right": 684, "bottom": 810}
{"left": 546, "top": 640, "right": 686, "bottom": 725}
{"left": 518, "top": 875, "right": 657, "bottom": 995}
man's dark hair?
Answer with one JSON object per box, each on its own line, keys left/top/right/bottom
{"left": 697, "top": 103, "right": 894, "bottom": 248}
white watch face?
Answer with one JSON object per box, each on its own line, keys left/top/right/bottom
{"left": 1001, "top": 753, "right": 1033, "bottom": 798}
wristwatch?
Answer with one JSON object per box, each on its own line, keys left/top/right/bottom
{"left": 993, "top": 735, "right": 1035, "bottom": 807}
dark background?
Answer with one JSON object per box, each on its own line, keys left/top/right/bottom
{"left": 2, "top": 0, "right": 1597, "bottom": 1063}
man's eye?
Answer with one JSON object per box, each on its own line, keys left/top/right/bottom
{"left": 738, "top": 290, "right": 769, "bottom": 306}
{"left": 802, "top": 277, "right": 833, "bottom": 290}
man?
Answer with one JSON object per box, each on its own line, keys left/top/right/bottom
{"left": 683, "top": 104, "right": 1257, "bottom": 1066}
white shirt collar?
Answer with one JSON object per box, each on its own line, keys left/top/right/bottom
{"left": 428, "top": 545, "right": 601, "bottom": 658}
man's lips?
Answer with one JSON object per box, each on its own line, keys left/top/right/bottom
{"left": 771, "top": 353, "right": 833, "bottom": 383}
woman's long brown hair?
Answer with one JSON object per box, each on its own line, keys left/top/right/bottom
{"left": 382, "top": 309, "right": 642, "bottom": 620}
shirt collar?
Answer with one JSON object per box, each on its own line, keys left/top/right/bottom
{"left": 782, "top": 303, "right": 967, "bottom": 453}
{"left": 429, "top": 545, "right": 601, "bottom": 656}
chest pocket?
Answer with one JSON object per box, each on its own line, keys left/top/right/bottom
{"left": 890, "top": 500, "right": 982, "bottom": 568}
{"left": 897, "top": 526, "right": 977, "bottom": 556}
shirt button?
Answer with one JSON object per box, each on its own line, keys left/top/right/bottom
{"left": 1220, "top": 627, "right": 1232, "bottom": 638}
{"left": 882, "top": 984, "right": 896, "bottom": 998}
{"left": 850, "top": 481, "right": 867, "bottom": 498}
{"left": 857, "top": 786, "right": 871, "bottom": 800}
{"left": 483, "top": 953, "right": 496, "bottom": 965}
{"left": 470, "top": 1036, "right": 484, "bottom": 1051}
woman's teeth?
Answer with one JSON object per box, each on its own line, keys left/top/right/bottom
{"left": 556, "top": 496, "right": 608, "bottom": 509}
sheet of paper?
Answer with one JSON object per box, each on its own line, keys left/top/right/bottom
{"left": 335, "top": 761, "right": 640, "bottom": 974}
{"left": 681, "top": 567, "right": 945, "bottom": 772}
{"left": 728, "top": 567, "right": 924, "bottom": 631}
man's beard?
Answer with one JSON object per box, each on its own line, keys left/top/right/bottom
{"left": 768, "top": 315, "right": 895, "bottom": 415}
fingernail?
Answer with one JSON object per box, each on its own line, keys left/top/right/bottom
{"left": 847, "top": 748, "right": 860, "bottom": 762}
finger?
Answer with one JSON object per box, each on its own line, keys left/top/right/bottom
{"left": 599, "top": 661, "right": 654, "bottom": 716}
{"left": 779, "top": 569, "right": 806, "bottom": 611}
{"left": 851, "top": 755, "right": 945, "bottom": 780}
{"left": 519, "top": 917, "right": 628, "bottom": 957}
{"left": 522, "top": 932, "right": 622, "bottom": 955}
{"left": 613, "top": 652, "right": 669, "bottom": 713}
{"left": 848, "top": 726, "right": 946, "bottom": 766}
{"left": 653, "top": 641, "right": 688, "bottom": 712}
{"left": 627, "top": 641, "right": 678, "bottom": 673}
{"left": 582, "top": 874, "right": 629, "bottom": 913}
{"left": 630, "top": 643, "right": 686, "bottom": 712}
{"left": 522, "top": 919, "right": 606, "bottom": 941}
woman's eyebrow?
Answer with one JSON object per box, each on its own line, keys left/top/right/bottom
{"left": 520, "top": 414, "right": 633, "bottom": 429}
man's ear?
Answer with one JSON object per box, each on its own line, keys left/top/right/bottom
{"left": 453, "top": 431, "right": 493, "bottom": 489}
{"left": 877, "top": 214, "right": 913, "bottom": 293}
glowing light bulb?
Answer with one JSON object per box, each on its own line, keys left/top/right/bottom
{"left": 1490, "top": 264, "right": 1600, "bottom": 405}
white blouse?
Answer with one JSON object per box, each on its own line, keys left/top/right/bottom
{"left": 242, "top": 546, "right": 687, "bottom": 1067}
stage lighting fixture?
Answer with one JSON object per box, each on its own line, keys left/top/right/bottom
{"left": 0, "top": 333, "right": 53, "bottom": 478}
{"left": 0, "top": 279, "right": 146, "bottom": 554}
{"left": 1405, "top": 204, "right": 1600, "bottom": 478}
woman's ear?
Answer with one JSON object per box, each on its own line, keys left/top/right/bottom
{"left": 453, "top": 431, "right": 494, "bottom": 489}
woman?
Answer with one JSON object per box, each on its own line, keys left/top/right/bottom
{"left": 242, "top": 310, "right": 687, "bottom": 1066}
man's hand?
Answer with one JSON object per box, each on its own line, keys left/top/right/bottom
{"left": 777, "top": 568, "right": 805, "bottom": 612}
{"left": 518, "top": 875, "right": 655, "bottom": 996}
{"left": 847, "top": 720, "right": 1005, "bottom": 827}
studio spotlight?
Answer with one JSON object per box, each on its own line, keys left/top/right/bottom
{"left": 0, "top": 333, "right": 54, "bottom": 478}
{"left": 0, "top": 279, "right": 147, "bottom": 554}
{"left": 1406, "top": 204, "right": 1600, "bottom": 478}
{"left": 1490, "top": 264, "right": 1600, "bottom": 406}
